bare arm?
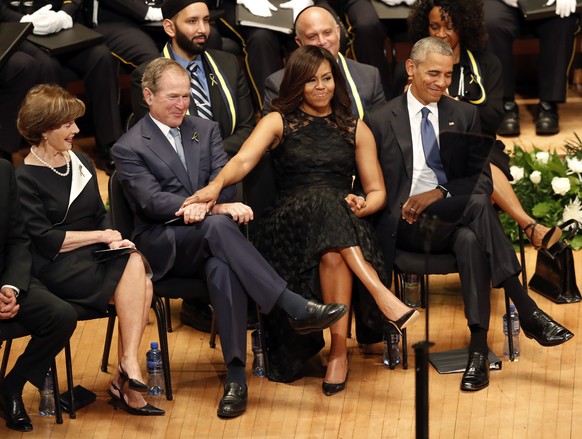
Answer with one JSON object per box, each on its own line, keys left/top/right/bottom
{"left": 180, "top": 112, "right": 284, "bottom": 209}
{"left": 348, "top": 120, "right": 387, "bottom": 218}
{"left": 59, "top": 229, "right": 130, "bottom": 253}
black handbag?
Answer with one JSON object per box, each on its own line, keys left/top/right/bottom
{"left": 528, "top": 220, "right": 581, "bottom": 304}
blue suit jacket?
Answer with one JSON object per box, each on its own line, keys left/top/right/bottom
{"left": 112, "top": 114, "right": 235, "bottom": 280}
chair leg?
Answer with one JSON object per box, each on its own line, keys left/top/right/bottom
{"left": 209, "top": 305, "right": 217, "bottom": 349}
{"left": 152, "top": 296, "right": 173, "bottom": 401}
{"left": 518, "top": 228, "right": 528, "bottom": 292}
{"left": 164, "top": 297, "right": 173, "bottom": 333}
{"left": 255, "top": 304, "right": 269, "bottom": 376}
{"left": 64, "top": 341, "right": 76, "bottom": 419}
{"left": 0, "top": 339, "right": 12, "bottom": 379}
{"left": 396, "top": 272, "right": 410, "bottom": 370}
{"left": 101, "top": 312, "right": 117, "bottom": 373}
{"left": 346, "top": 307, "right": 353, "bottom": 339}
{"left": 51, "top": 363, "right": 63, "bottom": 424}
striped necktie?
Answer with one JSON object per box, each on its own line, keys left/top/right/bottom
{"left": 169, "top": 127, "right": 187, "bottom": 170}
{"left": 187, "top": 62, "right": 213, "bottom": 120}
{"left": 420, "top": 107, "right": 447, "bottom": 185}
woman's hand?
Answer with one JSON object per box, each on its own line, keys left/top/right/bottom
{"left": 100, "top": 229, "right": 122, "bottom": 244}
{"left": 108, "top": 239, "right": 136, "bottom": 250}
{"left": 345, "top": 194, "right": 367, "bottom": 217}
{"left": 182, "top": 180, "right": 222, "bottom": 210}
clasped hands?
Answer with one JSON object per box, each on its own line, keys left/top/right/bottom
{"left": 345, "top": 194, "right": 367, "bottom": 218}
{"left": 20, "top": 4, "right": 73, "bottom": 35}
{"left": 401, "top": 189, "right": 444, "bottom": 225}
{"left": 175, "top": 183, "right": 253, "bottom": 225}
{"left": 101, "top": 229, "right": 136, "bottom": 250}
{"left": 0, "top": 287, "right": 19, "bottom": 320}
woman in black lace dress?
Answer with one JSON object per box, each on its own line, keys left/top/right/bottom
{"left": 187, "top": 45, "right": 419, "bottom": 394}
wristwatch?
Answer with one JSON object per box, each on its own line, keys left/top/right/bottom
{"left": 436, "top": 185, "right": 449, "bottom": 198}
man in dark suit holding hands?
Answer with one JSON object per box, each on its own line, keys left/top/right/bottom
{"left": 366, "top": 37, "right": 573, "bottom": 392}
{"left": 113, "top": 57, "right": 346, "bottom": 418}
{"left": 0, "top": 159, "right": 76, "bottom": 432}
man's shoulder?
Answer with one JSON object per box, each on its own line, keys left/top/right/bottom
{"left": 344, "top": 57, "right": 379, "bottom": 76}
{"left": 266, "top": 68, "right": 284, "bottom": 86}
{"left": 205, "top": 49, "right": 240, "bottom": 70}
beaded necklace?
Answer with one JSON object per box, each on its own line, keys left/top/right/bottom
{"left": 30, "top": 146, "right": 71, "bottom": 177}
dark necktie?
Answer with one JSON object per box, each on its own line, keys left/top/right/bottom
{"left": 187, "top": 62, "right": 213, "bottom": 120}
{"left": 420, "top": 107, "right": 447, "bottom": 184}
{"left": 169, "top": 127, "right": 187, "bottom": 170}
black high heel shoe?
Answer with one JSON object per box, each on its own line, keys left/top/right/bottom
{"left": 119, "top": 364, "right": 149, "bottom": 393}
{"left": 385, "top": 309, "right": 420, "bottom": 335}
{"left": 523, "top": 222, "right": 562, "bottom": 251}
{"left": 322, "top": 358, "right": 349, "bottom": 396}
{"left": 108, "top": 382, "right": 165, "bottom": 416}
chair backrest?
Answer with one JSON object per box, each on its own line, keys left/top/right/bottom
{"left": 108, "top": 171, "right": 134, "bottom": 240}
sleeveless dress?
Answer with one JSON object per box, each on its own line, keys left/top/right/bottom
{"left": 254, "top": 110, "right": 387, "bottom": 382}
{"left": 16, "top": 151, "right": 130, "bottom": 318}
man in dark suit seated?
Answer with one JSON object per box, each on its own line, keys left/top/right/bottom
{"left": 365, "top": 36, "right": 574, "bottom": 392}
{"left": 0, "top": 159, "right": 77, "bottom": 432}
{"left": 263, "top": 4, "right": 386, "bottom": 119}
{"left": 112, "top": 57, "right": 347, "bottom": 418}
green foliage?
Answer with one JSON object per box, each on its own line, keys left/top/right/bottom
{"left": 502, "top": 136, "right": 582, "bottom": 250}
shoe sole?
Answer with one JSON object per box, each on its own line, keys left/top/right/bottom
{"left": 522, "top": 330, "right": 574, "bottom": 347}
{"left": 460, "top": 381, "right": 489, "bottom": 392}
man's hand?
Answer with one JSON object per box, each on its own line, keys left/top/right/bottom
{"left": 145, "top": 6, "right": 163, "bottom": 21}
{"left": 345, "top": 194, "right": 367, "bottom": 218}
{"left": 0, "top": 287, "right": 20, "bottom": 320}
{"left": 176, "top": 203, "right": 210, "bottom": 224}
{"left": 546, "top": 0, "right": 576, "bottom": 17}
{"left": 212, "top": 202, "right": 254, "bottom": 225}
{"left": 237, "top": 0, "right": 278, "bottom": 17}
{"left": 401, "top": 189, "right": 445, "bottom": 224}
{"left": 279, "top": 0, "right": 314, "bottom": 20}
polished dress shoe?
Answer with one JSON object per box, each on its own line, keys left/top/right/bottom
{"left": 498, "top": 101, "right": 520, "bottom": 137}
{"left": 0, "top": 392, "right": 33, "bottom": 432}
{"left": 536, "top": 101, "right": 559, "bottom": 135}
{"left": 217, "top": 382, "right": 247, "bottom": 418}
{"left": 460, "top": 351, "right": 489, "bottom": 392}
{"left": 521, "top": 309, "right": 574, "bottom": 347}
{"left": 288, "top": 301, "right": 348, "bottom": 335}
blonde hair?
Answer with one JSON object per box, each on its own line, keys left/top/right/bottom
{"left": 17, "top": 84, "right": 85, "bottom": 146}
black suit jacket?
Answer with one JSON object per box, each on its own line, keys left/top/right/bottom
{"left": 0, "top": 159, "right": 32, "bottom": 293}
{"left": 365, "top": 94, "right": 493, "bottom": 272}
{"left": 112, "top": 114, "right": 236, "bottom": 280}
{"left": 131, "top": 47, "right": 256, "bottom": 156}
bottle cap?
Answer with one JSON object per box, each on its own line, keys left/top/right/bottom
{"left": 151, "top": 341, "right": 159, "bottom": 349}
{"left": 509, "top": 305, "right": 516, "bottom": 312}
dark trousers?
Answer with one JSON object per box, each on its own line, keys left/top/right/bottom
{"left": 483, "top": 0, "right": 578, "bottom": 102}
{"left": 167, "top": 215, "right": 286, "bottom": 365}
{"left": 0, "top": 278, "right": 77, "bottom": 389}
{"left": 396, "top": 194, "right": 521, "bottom": 330}
{"left": 96, "top": 22, "right": 161, "bottom": 70}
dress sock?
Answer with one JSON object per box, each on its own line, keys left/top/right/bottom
{"left": 275, "top": 288, "right": 309, "bottom": 319}
{"left": 226, "top": 359, "right": 246, "bottom": 387}
{"left": 500, "top": 275, "right": 537, "bottom": 324}
{"left": 468, "top": 325, "right": 489, "bottom": 356}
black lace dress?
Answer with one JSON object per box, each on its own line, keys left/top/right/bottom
{"left": 254, "top": 110, "right": 386, "bottom": 382}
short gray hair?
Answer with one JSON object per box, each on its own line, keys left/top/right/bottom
{"left": 141, "top": 57, "right": 189, "bottom": 94}
{"left": 410, "top": 36, "right": 453, "bottom": 65}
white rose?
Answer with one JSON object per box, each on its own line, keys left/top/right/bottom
{"left": 551, "top": 176, "right": 571, "bottom": 195}
{"left": 567, "top": 157, "right": 582, "bottom": 174}
{"left": 509, "top": 166, "right": 524, "bottom": 183}
{"left": 529, "top": 170, "right": 542, "bottom": 184}
{"left": 536, "top": 151, "right": 550, "bottom": 164}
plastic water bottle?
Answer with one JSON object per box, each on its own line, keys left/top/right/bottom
{"left": 251, "top": 323, "right": 266, "bottom": 377}
{"left": 38, "top": 370, "right": 56, "bottom": 416}
{"left": 146, "top": 342, "right": 164, "bottom": 395}
{"left": 383, "top": 326, "right": 401, "bottom": 368}
{"left": 403, "top": 273, "right": 421, "bottom": 307}
{"left": 503, "top": 305, "right": 521, "bottom": 359}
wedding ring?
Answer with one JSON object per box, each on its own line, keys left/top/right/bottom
{"left": 410, "top": 208, "right": 416, "bottom": 213}
{"left": 194, "top": 195, "right": 200, "bottom": 201}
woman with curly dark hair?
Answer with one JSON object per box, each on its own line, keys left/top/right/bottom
{"left": 403, "top": 0, "right": 561, "bottom": 251}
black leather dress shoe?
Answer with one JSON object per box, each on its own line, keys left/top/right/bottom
{"left": 460, "top": 351, "right": 489, "bottom": 392}
{"left": 0, "top": 392, "right": 33, "bottom": 432}
{"left": 536, "top": 101, "right": 559, "bottom": 135}
{"left": 497, "top": 100, "right": 520, "bottom": 137}
{"left": 288, "top": 301, "right": 348, "bottom": 335}
{"left": 521, "top": 309, "right": 574, "bottom": 347}
{"left": 217, "top": 382, "right": 247, "bottom": 418}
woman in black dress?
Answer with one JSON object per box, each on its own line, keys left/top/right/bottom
{"left": 406, "top": 0, "right": 561, "bottom": 250}
{"left": 186, "top": 45, "right": 419, "bottom": 394}
{"left": 15, "top": 84, "right": 163, "bottom": 416}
